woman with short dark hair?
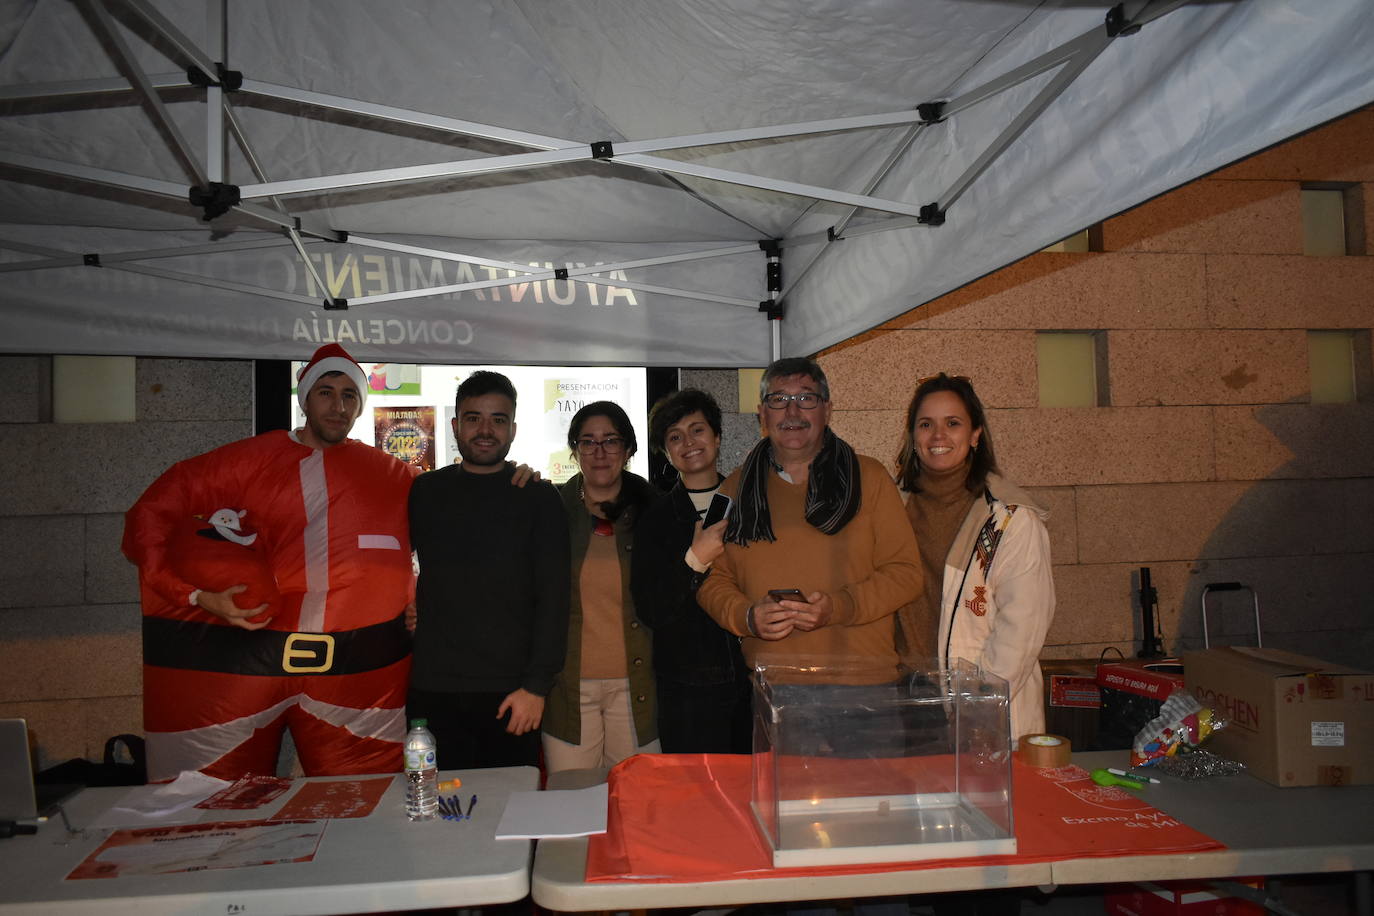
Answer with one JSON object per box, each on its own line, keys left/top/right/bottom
{"left": 632, "top": 389, "right": 752, "bottom": 754}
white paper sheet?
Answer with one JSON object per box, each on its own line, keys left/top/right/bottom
{"left": 87, "top": 770, "right": 230, "bottom": 828}
{"left": 494, "top": 783, "right": 607, "bottom": 839}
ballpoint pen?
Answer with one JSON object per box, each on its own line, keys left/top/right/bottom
{"left": 466, "top": 794, "right": 478, "bottom": 819}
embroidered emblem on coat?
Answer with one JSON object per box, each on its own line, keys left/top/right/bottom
{"left": 974, "top": 504, "right": 1017, "bottom": 573}
{"left": 965, "top": 585, "right": 988, "bottom": 617}
{"left": 196, "top": 508, "right": 258, "bottom": 546}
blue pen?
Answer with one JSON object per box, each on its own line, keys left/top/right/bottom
{"left": 466, "top": 794, "right": 478, "bottom": 819}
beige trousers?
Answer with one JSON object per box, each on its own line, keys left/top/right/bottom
{"left": 542, "top": 677, "right": 660, "bottom": 773}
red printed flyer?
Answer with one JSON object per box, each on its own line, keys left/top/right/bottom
{"left": 67, "top": 819, "right": 324, "bottom": 879}
{"left": 271, "top": 776, "right": 392, "bottom": 820}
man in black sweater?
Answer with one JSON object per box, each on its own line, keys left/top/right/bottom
{"left": 407, "top": 371, "right": 570, "bottom": 768}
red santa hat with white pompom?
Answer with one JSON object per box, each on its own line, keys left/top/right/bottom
{"left": 296, "top": 343, "right": 369, "bottom": 410}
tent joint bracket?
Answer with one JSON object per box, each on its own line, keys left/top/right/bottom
{"left": 759, "top": 238, "right": 782, "bottom": 294}
{"left": 918, "top": 203, "right": 946, "bottom": 226}
{"left": 758, "top": 299, "right": 782, "bottom": 320}
{"left": 917, "top": 101, "right": 946, "bottom": 124}
{"left": 189, "top": 182, "right": 241, "bottom": 221}
{"left": 83, "top": 253, "right": 101, "bottom": 268}
{"left": 187, "top": 63, "right": 243, "bottom": 92}
{"left": 323, "top": 298, "right": 348, "bottom": 311}
{"left": 554, "top": 267, "right": 569, "bottom": 280}
{"left": 1105, "top": 4, "right": 1144, "bottom": 38}
{"left": 590, "top": 141, "right": 615, "bottom": 159}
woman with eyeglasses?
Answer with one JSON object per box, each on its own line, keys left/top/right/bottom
{"left": 896, "top": 373, "right": 1055, "bottom": 744}
{"left": 542, "top": 401, "right": 662, "bottom": 772}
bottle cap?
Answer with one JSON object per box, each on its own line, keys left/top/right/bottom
{"left": 409, "top": 718, "right": 428, "bottom": 728}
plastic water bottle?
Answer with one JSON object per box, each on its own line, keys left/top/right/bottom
{"left": 404, "top": 718, "right": 438, "bottom": 821}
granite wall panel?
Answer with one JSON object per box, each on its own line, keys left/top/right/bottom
{"left": 1026, "top": 486, "right": 1077, "bottom": 566}
{"left": 890, "top": 252, "right": 1209, "bottom": 332}
{"left": 0, "top": 419, "right": 252, "bottom": 516}
{"left": 1074, "top": 479, "right": 1374, "bottom": 564}
{"left": 828, "top": 408, "right": 904, "bottom": 477}
{"left": 1211, "top": 109, "right": 1374, "bottom": 183}
{"left": 821, "top": 330, "right": 1038, "bottom": 410}
{"left": 989, "top": 407, "right": 1214, "bottom": 487}
{"left": 0, "top": 603, "right": 141, "bottom": 703}
{"left": 0, "top": 356, "right": 47, "bottom": 423}
{"left": 136, "top": 358, "right": 253, "bottom": 422}
{"left": 1101, "top": 180, "right": 1301, "bottom": 255}
{"left": 0, "top": 516, "right": 84, "bottom": 609}
{"left": 1205, "top": 254, "right": 1374, "bottom": 329}
{"left": 85, "top": 513, "right": 141, "bottom": 605}
{"left": 1213, "top": 403, "right": 1374, "bottom": 481}
{"left": 1108, "top": 330, "right": 1308, "bottom": 407}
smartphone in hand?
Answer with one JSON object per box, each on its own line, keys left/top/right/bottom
{"left": 702, "top": 492, "right": 733, "bottom": 528}
{"left": 767, "top": 588, "right": 805, "bottom": 603}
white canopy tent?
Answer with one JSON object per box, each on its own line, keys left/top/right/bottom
{"left": 1, "top": 0, "right": 1371, "bottom": 366}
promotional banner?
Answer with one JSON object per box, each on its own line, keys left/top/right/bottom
{"left": 1, "top": 231, "right": 768, "bottom": 367}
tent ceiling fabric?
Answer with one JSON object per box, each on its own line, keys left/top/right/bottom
{"left": 0, "top": 0, "right": 1371, "bottom": 366}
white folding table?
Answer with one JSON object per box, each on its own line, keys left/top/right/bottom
{"left": 0, "top": 766, "right": 539, "bottom": 915}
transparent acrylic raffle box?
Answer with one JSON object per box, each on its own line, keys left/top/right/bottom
{"left": 750, "top": 659, "right": 1015, "bottom": 867}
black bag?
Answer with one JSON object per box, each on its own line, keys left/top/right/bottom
{"left": 36, "top": 734, "right": 147, "bottom": 788}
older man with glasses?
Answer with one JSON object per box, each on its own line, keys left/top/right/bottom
{"left": 697, "top": 356, "right": 925, "bottom": 916}
{"left": 698, "top": 356, "right": 922, "bottom": 682}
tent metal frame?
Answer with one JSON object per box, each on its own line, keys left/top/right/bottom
{"left": 0, "top": 0, "right": 1185, "bottom": 359}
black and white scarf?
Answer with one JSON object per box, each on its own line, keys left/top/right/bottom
{"left": 726, "top": 428, "right": 861, "bottom": 545}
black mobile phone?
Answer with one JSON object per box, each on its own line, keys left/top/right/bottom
{"left": 702, "top": 492, "right": 733, "bottom": 528}
{"left": 767, "top": 588, "right": 805, "bottom": 603}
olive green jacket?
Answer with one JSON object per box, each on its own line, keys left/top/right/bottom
{"left": 543, "top": 472, "right": 659, "bottom": 746}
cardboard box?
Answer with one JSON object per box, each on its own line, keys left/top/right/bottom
{"left": 1183, "top": 647, "right": 1374, "bottom": 787}
{"left": 1104, "top": 880, "right": 1264, "bottom": 916}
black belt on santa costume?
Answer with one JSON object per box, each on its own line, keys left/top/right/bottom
{"left": 142, "top": 614, "right": 410, "bottom": 676}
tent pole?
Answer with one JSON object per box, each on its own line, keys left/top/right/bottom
{"left": 0, "top": 72, "right": 188, "bottom": 102}
{"left": 202, "top": 0, "right": 227, "bottom": 184}
{"left": 935, "top": 31, "right": 1111, "bottom": 216}
{"left": 347, "top": 235, "right": 757, "bottom": 273}
{"left": 0, "top": 152, "right": 186, "bottom": 198}
{"left": 770, "top": 317, "right": 782, "bottom": 362}
{"left": 81, "top": 0, "right": 206, "bottom": 186}
{"left": 116, "top": 0, "right": 219, "bottom": 77}
{"left": 0, "top": 236, "right": 300, "bottom": 274}
{"left": 105, "top": 262, "right": 320, "bottom": 305}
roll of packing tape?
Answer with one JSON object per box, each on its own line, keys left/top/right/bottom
{"left": 1018, "top": 733, "right": 1072, "bottom": 767}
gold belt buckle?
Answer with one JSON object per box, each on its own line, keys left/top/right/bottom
{"left": 282, "top": 632, "right": 335, "bottom": 673}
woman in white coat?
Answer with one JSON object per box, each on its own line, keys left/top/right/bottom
{"left": 896, "top": 373, "right": 1055, "bottom": 744}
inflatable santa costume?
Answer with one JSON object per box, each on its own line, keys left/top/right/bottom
{"left": 123, "top": 344, "right": 418, "bottom": 781}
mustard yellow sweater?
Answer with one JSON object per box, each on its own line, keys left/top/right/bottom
{"left": 697, "top": 454, "right": 922, "bottom": 679}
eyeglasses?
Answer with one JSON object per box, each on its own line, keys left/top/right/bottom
{"left": 576, "top": 436, "right": 626, "bottom": 455}
{"left": 917, "top": 373, "right": 972, "bottom": 387}
{"left": 762, "top": 392, "right": 824, "bottom": 410}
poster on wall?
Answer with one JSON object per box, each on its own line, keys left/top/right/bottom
{"left": 374, "top": 406, "right": 436, "bottom": 471}
{"left": 542, "top": 377, "right": 632, "bottom": 484}
{"left": 364, "top": 363, "right": 421, "bottom": 396}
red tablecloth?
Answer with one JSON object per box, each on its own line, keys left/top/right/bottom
{"left": 586, "top": 754, "right": 1224, "bottom": 882}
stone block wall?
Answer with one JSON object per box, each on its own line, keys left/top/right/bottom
{"left": 0, "top": 357, "right": 252, "bottom": 768}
